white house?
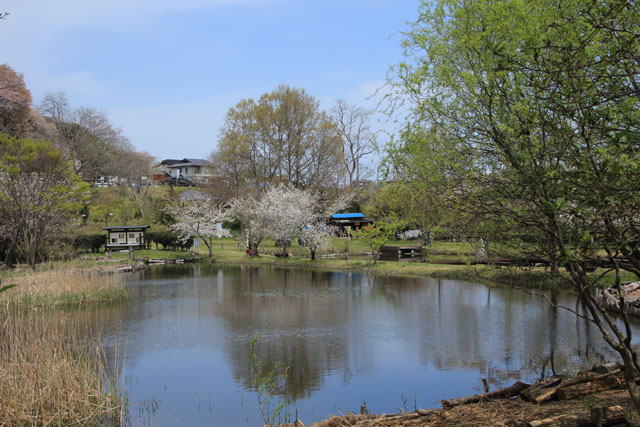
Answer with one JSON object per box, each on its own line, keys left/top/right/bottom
{"left": 163, "top": 158, "right": 213, "bottom": 183}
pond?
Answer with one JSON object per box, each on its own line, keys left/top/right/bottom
{"left": 73, "top": 264, "right": 637, "bottom": 426}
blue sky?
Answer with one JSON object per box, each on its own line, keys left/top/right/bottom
{"left": 0, "top": 0, "right": 419, "bottom": 160}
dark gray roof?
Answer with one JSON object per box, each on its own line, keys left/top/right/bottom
{"left": 160, "top": 159, "right": 182, "bottom": 166}
{"left": 103, "top": 225, "right": 150, "bottom": 230}
{"left": 167, "top": 158, "right": 212, "bottom": 168}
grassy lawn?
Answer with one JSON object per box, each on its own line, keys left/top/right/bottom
{"left": 4, "top": 237, "right": 628, "bottom": 295}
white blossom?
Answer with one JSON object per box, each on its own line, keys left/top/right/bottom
{"left": 164, "top": 197, "right": 231, "bottom": 257}
{"left": 232, "top": 184, "right": 352, "bottom": 259}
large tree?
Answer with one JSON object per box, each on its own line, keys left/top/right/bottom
{"left": 389, "top": 0, "right": 640, "bottom": 411}
{"left": 214, "top": 85, "right": 343, "bottom": 189}
{"left": 331, "top": 99, "right": 377, "bottom": 189}
{"left": 0, "top": 135, "right": 87, "bottom": 267}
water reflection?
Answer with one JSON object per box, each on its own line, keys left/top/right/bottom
{"left": 29, "top": 264, "right": 640, "bottom": 426}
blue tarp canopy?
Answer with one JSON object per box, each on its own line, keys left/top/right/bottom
{"left": 332, "top": 213, "right": 365, "bottom": 219}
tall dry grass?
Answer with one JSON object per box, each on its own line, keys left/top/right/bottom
{"left": 0, "top": 269, "right": 128, "bottom": 307}
{"left": 0, "top": 308, "right": 127, "bottom": 425}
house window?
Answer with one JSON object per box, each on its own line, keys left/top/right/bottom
{"left": 136, "top": 237, "right": 140, "bottom": 242}
{"left": 119, "top": 233, "right": 124, "bottom": 238}
{"left": 129, "top": 233, "right": 135, "bottom": 238}
{"left": 111, "top": 238, "right": 117, "bottom": 243}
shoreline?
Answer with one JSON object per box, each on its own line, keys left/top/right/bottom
{"left": 301, "top": 389, "right": 634, "bottom": 426}
{"left": 205, "top": 252, "right": 568, "bottom": 291}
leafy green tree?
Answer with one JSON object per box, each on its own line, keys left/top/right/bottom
{"left": 350, "top": 217, "right": 405, "bottom": 266}
{"left": 0, "top": 135, "right": 87, "bottom": 267}
{"left": 214, "top": 85, "right": 343, "bottom": 190}
{"left": 389, "top": 0, "right": 640, "bottom": 411}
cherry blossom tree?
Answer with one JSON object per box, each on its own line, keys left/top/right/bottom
{"left": 164, "top": 196, "right": 232, "bottom": 257}
{"left": 260, "top": 184, "right": 315, "bottom": 257}
{"left": 231, "top": 196, "right": 270, "bottom": 257}
{"left": 297, "top": 191, "right": 352, "bottom": 260}
{"left": 233, "top": 184, "right": 352, "bottom": 259}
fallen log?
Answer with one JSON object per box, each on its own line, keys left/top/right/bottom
{"left": 592, "top": 362, "right": 623, "bottom": 374}
{"left": 441, "top": 381, "right": 530, "bottom": 408}
{"left": 521, "top": 375, "right": 564, "bottom": 404}
{"left": 526, "top": 405, "right": 625, "bottom": 427}
{"left": 308, "top": 409, "right": 444, "bottom": 427}
{"left": 558, "top": 370, "right": 621, "bottom": 388}
{"left": 556, "top": 376, "right": 623, "bottom": 401}
{"left": 523, "top": 370, "right": 622, "bottom": 404}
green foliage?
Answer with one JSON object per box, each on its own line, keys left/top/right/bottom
{"left": 389, "top": 0, "right": 640, "bottom": 281}
{"left": 389, "top": 0, "right": 640, "bottom": 413}
{"left": 65, "top": 234, "right": 105, "bottom": 253}
{"left": 349, "top": 217, "right": 406, "bottom": 265}
{"left": 146, "top": 230, "right": 192, "bottom": 251}
{"left": 215, "top": 85, "right": 343, "bottom": 189}
{"left": 0, "top": 135, "right": 88, "bottom": 267}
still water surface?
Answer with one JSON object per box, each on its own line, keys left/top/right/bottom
{"left": 78, "top": 264, "right": 637, "bottom": 425}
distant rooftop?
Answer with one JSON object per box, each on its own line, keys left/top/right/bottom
{"left": 332, "top": 213, "right": 365, "bottom": 219}
{"left": 165, "top": 158, "right": 211, "bottom": 168}
{"left": 160, "top": 159, "right": 182, "bottom": 166}
{"left": 103, "top": 225, "right": 150, "bottom": 230}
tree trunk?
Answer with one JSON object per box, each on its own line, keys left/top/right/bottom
{"left": 579, "top": 287, "right": 640, "bottom": 415}
{"left": 310, "top": 248, "right": 316, "bottom": 261}
{"left": 250, "top": 241, "right": 260, "bottom": 257}
{"left": 3, "top": 244, "right": 15, "bottom": 267}
{"left": 521, "top": 375, "right": 564, "bottom": 404}
{"left": 550, "top": 260, "right": 559, "bottom": 275}
{"left": 621, "top": 348, "right": 640, "bottom": 415}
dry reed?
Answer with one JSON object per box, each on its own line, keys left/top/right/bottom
{"left": 0, "top": 308, "right": 126, "bottom": 425}
{"left": 0, "top": 268, "right": 128, "bottom": 307}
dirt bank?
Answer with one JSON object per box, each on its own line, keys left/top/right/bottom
{"left": 300, "top": 389, "right": 634, "bottom": 426}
